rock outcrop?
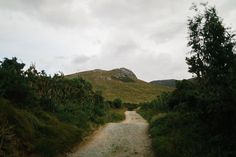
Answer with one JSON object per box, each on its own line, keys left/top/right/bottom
{"left": 111, "top": 68, "right": 137, "bottom": 81}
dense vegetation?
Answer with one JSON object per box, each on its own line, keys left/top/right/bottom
{"left": 139, "top": 5, "right": 236, "bottom": 157}
{"left": 0, "top": 58, "right": 124, "bottom": 157}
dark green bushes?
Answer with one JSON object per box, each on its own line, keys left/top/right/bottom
{"left": 111, "top": 98, "right": 123, "bottom": 108}
{"left": 0, "top": 57, "right": 122, "bottom": 157}
{"left": 123, "top": 103, "right": 139, "bottom": 111}
{"left": 139, "top": 4, "right": 236, "bottom": 157}
{"left": 139, "top": 79, "right": 236, "bottom": 157}
{"left": 0, "top": 98, "right": 83, "bottom": 157}
{"left": 149, "top": 112, "right": 203, "bottom": 157}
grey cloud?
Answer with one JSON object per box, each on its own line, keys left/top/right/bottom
{"left": 104, "top": 40, "right": 139, "bottom": 57}
{"left": 90, "top": 0, "right": 188, "bottom": 22}
{"left": 221, "top": 0, "right": 236, "bottom": 11}
{"left": 133, "top": 52, "right": 190, "bottom": 80}
{"left": 115, "top": 43, "right": 137, "bottom": 55}
{"left": 0, "top": 0, "right": 93, "bottom": 28}
{"left": 150, "top": 23, "right": 186, "bottom": 44}
{"left": 72, "top": 55, "right": 92, "bottom": 64}
{"left": 0, "top": 0, "right": 235, "bottom": 81}
{"left": 55, "top": 56, "right": 67, "bottom": 60}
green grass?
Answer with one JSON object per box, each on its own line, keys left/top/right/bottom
{"left": 67, "top": 70, "right": 173, "bottom": 104}
{"left": 0, "top": 100, "right": 83, "bottom": 157}
{"left": 0, "top": 99, "right": 125, "bottom": 157}
{"left": 138, "top": 100, "right": 204, "bottom": 157}
{"left": 107, "top": 108, "right": 126, "bottom": 122}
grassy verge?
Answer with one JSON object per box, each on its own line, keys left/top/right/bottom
{"left": 107, "top": 108, "right": 126, "bottom": 122}
{"left": 139, "top": 110, "right": 203, "bottom": 157}
{"left": 0, "top": 99, "right": 125, "bottom": 157}
{"left": 0, "top": 100, "right": 81, "bottom": 157}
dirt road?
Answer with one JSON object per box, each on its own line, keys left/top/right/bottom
{"left": 67, "top": 111, "right": 154, "bottom": 157}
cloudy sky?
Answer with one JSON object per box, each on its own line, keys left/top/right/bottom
{"left": 0, "top": 0, "right": 235, "bottom": 81}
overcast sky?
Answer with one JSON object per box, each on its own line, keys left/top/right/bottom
{"left": 0, "top": 0, "right": 235, "bottom": 81}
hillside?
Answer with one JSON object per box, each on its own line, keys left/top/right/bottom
{"left": 66, "top": 68, "right": 173, "bottom": 104}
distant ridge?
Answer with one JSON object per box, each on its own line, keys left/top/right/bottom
{"left": 66, "top": 68, "right": 173, "bottom": 103}
{"left": 150, "top": 78, "right": 196, "bottom": 88}
{"left": 150, "top": 79, "right": 177, "bottom": 88}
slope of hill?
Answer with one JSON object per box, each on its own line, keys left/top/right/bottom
{"left": 66, "top": 68, "right": 173, "bottom": 104}
{"left": 150, "top": 79, "right": 177, "bottom": 87}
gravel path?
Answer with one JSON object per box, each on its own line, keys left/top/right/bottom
{"left": 66, "top": 111, "right": 154, "bottom": 157}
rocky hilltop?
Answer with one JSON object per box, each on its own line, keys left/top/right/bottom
{"left": 111, "top": 68, "right": 137, "bottom": 81}
{"left": 69, "top": 68, "right": 138, "bottom": 83}
{"left": 66, "top": 68, "right": 173, "bottom": 103}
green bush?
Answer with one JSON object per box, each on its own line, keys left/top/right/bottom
{"left": 0, "top": 113, "right": 19, "bottom": 157}
{"left": 151, "top": 113, "right": 201, "bottom": 156}
{"left": 112, "top": 98, "right": 122, "bottom": 108}
{"left": 123, "top": 103, "right": 139, "bottom": 111}
{"left": 0, "top": 57, "right": 123, "bottom": 156}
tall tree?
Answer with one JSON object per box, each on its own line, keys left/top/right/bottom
{"left": 186, "top": 5, "right": 235, "bottom": 89}
{"left": 0, "top": 57, "right": 30, "bottom": 103}
{"left": 186, "top": 5, "right": 236, "bottom": 155}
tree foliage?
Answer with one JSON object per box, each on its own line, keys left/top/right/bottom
{"left": 186, "top": 5, "right": 235, "bottom": 88}
{"left": 139, "top": 4, "right": 236, "bottom": 157}
{"left": 186, "top": 4, "right": 236, "bottom": 137}
{"left": 112, "top": 98, "right": 123, "bottom": 108}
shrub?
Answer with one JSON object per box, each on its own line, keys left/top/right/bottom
{"left": 123, "top": 103, "right": 139, "bottom": 111}
{"left": 112, "top": 98, "right": 122, "bottom": 108}
{"left": 0, "top": 57, "right": 124, "bottom": 157}
{"left": 0, "top": 115, "right": 19, "bottom": 157}
{"left": 149, "top": 112, "right": 203, "bottom": 157}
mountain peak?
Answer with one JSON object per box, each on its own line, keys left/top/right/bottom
{"left": 111, "top": 68, "right": 137, "bottom": 81}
